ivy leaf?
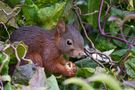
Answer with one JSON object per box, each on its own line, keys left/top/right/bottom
{"left": 77, "top": 67, "right": 95, "bottom": 78}
{"left": 4, "top": 0, "right": 24, "bottom": 7}
{"left": 88, "top": 74, "right": 122, "bottom": 90}
{"left": 112, "top": 49, "right": 128, "bottom": 61}
{"left": 16, "top": 42, "right": 28, "bottom": 59}
{"left": 22, "top": 0, "right": 39, "bottom": 25}
{"left": 127, "top": 0, "right": 134, "bottom": 11}
{"left": 125, "top": 58, "right": 135, "bottom": 79}
{"left": 1, "top": 75, "right": 11, "bottom": 82}
{"left": 95, "top": 36, "right": 116, "bottom": 51}
{"left": 34, "top": 0, "right": 58, "bottom": 7}
{"left": 13, "top": 66, "right": 50, "bottom": 90}
{"left": 47, "top": 75, "right": 60, "bottom": 90}
{"left": 123, "top": 80, "right": 135, "bottom": 88}
{"left": 12, "top": 64, "right": 36, "bottom": 85}
{"left": 38, "top": 2, "right": 66, "bottom": 29}
{"left": 130, "top": 47, "right": 135, "bottom": 55}
{"left": 0, "top": 1, "right": 18, "bottom": 28}
{"left": 87, "top": 0, "right": 100, "bottom": 28}
{"left": 64, "top": 77, "right": 94, "bottom": 90}
{"left": 110, "top": 7, "right": 125, "bottom": 17}
{"left": 75, "top": 58, "right": 97, "bottom": 68}
{"left": 29, "top": 67, "right": 48, "bottom": 87}
{"left": 0, "top": 52, "right": 10, "bottom": 75}
{"left": 4, "top": 82, "right": 12, "bottom": 90}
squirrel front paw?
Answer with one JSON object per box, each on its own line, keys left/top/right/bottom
{"left": 64, "top": 62, "right": 77, "bottom": 77}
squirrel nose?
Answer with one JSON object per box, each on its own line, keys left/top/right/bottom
{"left": 73, "top": 50, "right": 86, "bottom": 58}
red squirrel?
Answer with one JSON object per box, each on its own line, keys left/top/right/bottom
{"left": 10, "top": 21, "right": 84, "bottom": 77}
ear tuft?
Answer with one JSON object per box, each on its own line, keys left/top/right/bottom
{"left": 56, "top": 20, "right": 66, "bottom": 34}
{"left": 73, "top": 21, "right": 80, "bottom": 30}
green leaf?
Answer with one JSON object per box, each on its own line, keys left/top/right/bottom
{"left": 38, "top": 2, "right": 66, "bottom": 29}
{"left": 125, "top": 58, "right": 135, "bottom": 79}
{"left": 0, "top": 52, "right": 10, "bottom": 75}
{"left": 130, "top": 46, "right": 135, "bottom": 55}
{"left": 112, "top": 39, "right": 127, "bottom": 48}
{"left": 95, "top": 36, "right": 116, "bottom": 51}
{"left": 64, "top": 77, "right": 94, "bottom": 90}
{"left": 16, "top": 42, "right": 28, "bottom": 59}
{"left": 127, "top": 0, "right": 134, "bottom": 11}
{"left": 47, "top": 75, "right": 60, "bottom": 90}
{"left": 12, "top": 64, "right": 36, "bottom": 85}
{"left": 77, "top": 67, "right": 95, "bottom": 78}
{"left": 0, "top": 1, "right": 18, "bottom": 28}
{"left": 0, "top": 52, "right": 3, "bottom": 63}
{"left": 112, "top": 49, "right": 128, "bottom": 61}
{"left": 15, "top": 67, "right": 49, "bottom": 90}
{"left": 1, "top": 75, "right": 11, "bottom": 82}
{"left": 111, "top": 7, "right": 125, "bottom": 17}
{"left": 88, "top": 74, "right": 122, "bottom": 90}
{"left": 109, "top": 22, "right": 120, "bottom": 36}
{"left": 4, "top": 0, "right": 23, "bottom": 7}
{"left": 75, "top": 58, "right": 97, "bottom": 68}
{"left": 87, "top": 0, "right": 100, "bottom": 28}
{"left": 28, "top": 67, "right": 49, "bottom": 89}
{"left": 34, "top": 0, "right": 58, "bottom": 7}
{"left": 22, "top": 0, "right": 39, "bottom": 25}
{"left": 5, "top": 46, "right": 16, "bottom": 64}
{"left": 4, "top": 82, "right": 12, "bottom": 90}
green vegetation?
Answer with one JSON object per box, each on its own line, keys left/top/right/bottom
{"left": 0, "top": 0, "right": 135, "bottom": 90}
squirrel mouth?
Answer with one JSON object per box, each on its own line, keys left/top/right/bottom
{"left": 69, "top": 50, "right": 86, "bottom": 58}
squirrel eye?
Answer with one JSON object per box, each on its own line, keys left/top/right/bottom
{"left": 66, "top": 39, "right": 73, "bottom": 46}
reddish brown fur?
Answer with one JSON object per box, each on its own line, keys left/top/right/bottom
{"left": 10, "top": 21, "right": 84, "bottom": 77}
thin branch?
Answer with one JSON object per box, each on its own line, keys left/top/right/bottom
{"left": 82, "top": 10, "right": 99, "bottom": 16}
{"left": 72, "top": 0, "right": 96, "bottom": 49}
{"left": 98, "top": 0, "right": 135, "bottom": 47}
{"left": 84, "top": 48, "right": 105, "bottom": 68}
{"left": 102, "top": 5, "right": 112, "bottom": 29}
{"left": 98, "top": 0, "right": 105, "bottom": 35}
{"left": 106, "top": 33, "right": 135, "bottom": 39}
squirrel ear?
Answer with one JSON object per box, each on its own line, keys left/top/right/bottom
{"left": 73, "top": 21, "right": 80, "bottom": 30}
{"left": 56, "top": 20, "right": 66, "bottom": 35}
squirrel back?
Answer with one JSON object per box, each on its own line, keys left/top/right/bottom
{"left": 10, "top": 21, "right": 84, "bottom": 77}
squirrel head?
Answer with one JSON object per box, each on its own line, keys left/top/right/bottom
{"left": 55, "top": 20, "right": 85, "bottom": 58}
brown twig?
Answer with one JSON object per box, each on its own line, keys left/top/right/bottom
{"left": 72, "top": 0, "right": 96, "bottom": 49}
{"left": 119, "top": 51, "right": 132, "bottom": 72}
{"left": 98, "top": 0, "right": 135, "bottom": 47}
{"left": 82, "top": 11, "right": 99, "bottom": 16}
{"left": 102, "top": 5, "right": 112, "bottom": 30}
